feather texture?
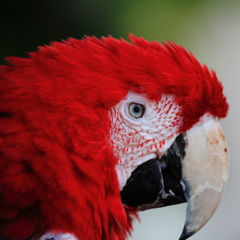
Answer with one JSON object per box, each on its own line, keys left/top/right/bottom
{"left": 0, "top": 34, "right": 228, "bottom": 240}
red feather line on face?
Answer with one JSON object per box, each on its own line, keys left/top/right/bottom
{"left": 0, "top": 35, "right": 228, "bottom": 240}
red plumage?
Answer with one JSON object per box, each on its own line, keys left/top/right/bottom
{"left": 0, "top": 34, "right": 228, "bottom": 240}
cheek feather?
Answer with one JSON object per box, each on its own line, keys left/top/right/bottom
{"left": 109, "top": 92, "right": 183, "bottom": 189}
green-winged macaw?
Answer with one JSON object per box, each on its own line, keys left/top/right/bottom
{"left": 0, "top": 34, "right": 229, "bottom": 240}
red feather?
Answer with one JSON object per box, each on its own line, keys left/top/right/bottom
{"left": 0, "top": 34, "right": 228, "bottom": 240}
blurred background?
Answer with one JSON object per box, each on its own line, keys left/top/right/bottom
{"left": 1, "top": 0, "right": 239, "bottom": 239}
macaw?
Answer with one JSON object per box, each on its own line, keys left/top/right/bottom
{"left": 0, "top": 34, "right": 229, "bottom": 240}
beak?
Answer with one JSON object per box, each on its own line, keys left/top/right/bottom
{"left": 120, "top": 117, "right": 229, "bottom": 240}
{"left": 179, "top": 117, "right": 229, "bottom": 240}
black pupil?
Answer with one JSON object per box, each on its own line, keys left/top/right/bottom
{"left": 133, "top": 105, "right": 141, "bottom": 113}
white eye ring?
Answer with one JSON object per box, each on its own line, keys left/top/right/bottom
{"left": 128, "top": 102, "right": 145, "bottom": 118}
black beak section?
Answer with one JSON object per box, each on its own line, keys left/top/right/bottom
{"left": 120, "top": 134, "right": 187, "bottom": 211}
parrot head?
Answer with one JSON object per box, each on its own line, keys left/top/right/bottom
{"left": 0, "top": 34, "right": 229, "bottom": 240}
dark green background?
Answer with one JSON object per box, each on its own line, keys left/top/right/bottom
{"left": 0, "top": 0, "right": 224, "bottom": 64}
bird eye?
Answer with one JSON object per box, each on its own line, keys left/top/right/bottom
{"left": 129, "top": 103, "right": 145, "bottom": 118}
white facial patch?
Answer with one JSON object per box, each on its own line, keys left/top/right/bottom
{"left": 39, "top": 233, "right": 78, "bottom": 240}
{"left": 108, "top": 92, "right": 183, "bottom": 190}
